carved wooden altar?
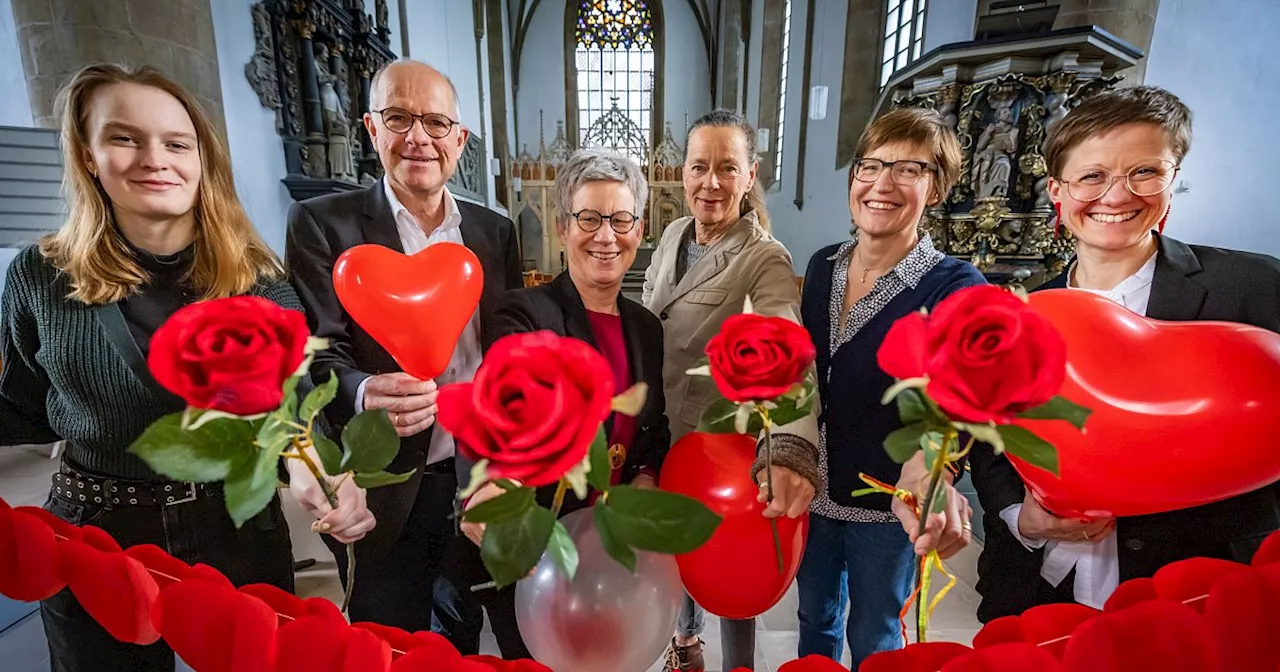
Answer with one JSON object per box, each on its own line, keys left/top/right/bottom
{"left": 243, "top": 0, "right": 488, "bottom": 204}
{"left": 873, "top": 27, "right": 1142, "bottom": 284}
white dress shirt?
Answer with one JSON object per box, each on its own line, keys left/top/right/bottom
{"left": 353, "top": 181, "right": 482, "bottom": 466}
{"left": 999, "top": 250, "right": 1157, "bottom": 609}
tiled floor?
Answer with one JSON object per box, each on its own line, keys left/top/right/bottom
{"left": 0, "top": 446, "right": 983, "bottom": 672}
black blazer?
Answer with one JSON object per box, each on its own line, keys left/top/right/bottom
{"left": 973, "top": 233, "right": 1280, "bottom": 622}
{"left": 284, "top": 180, "right": 523, "bottom": 559}
{"left": 483, "top": 272, "right": 670, "bottom": 515}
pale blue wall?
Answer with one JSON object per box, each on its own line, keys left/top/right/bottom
{"left": 0, "top": 0, "right": 33, "bottom": 128}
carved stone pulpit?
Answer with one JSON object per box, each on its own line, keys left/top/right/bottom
{"left": 872, "top": 26, "right": 1142, "bottom": 284}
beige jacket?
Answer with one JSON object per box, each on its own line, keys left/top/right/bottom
{"left": 642, "top": 211, "right": 813, "bottom": 446}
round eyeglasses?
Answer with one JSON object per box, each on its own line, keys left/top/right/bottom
{"left": 1059, "top": 160, "right": 1179, "bottom": 202}
{"left": 851, "top": 158, "right": 938, "bottom": 186}
{"left": 373, "top": 108, "right": 460, "bottom": 138}
{"left": 571, "top": 209, "right": 638, "bottom": 234}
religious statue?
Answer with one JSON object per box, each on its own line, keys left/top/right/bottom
{"left": 1034, "top": 90, "right": 1070, "bottom": 208}
{"left": 245, "top": 3, "right": 282, "bottom": 133}
{"left": 314, "top": 43, "right": 356, "bottom": 182}
{"left": 970, "top": 106, "right": 1019, "bottom": 199}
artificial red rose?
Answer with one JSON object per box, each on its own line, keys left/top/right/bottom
{"left": 705, "top": 313, "right": 816, "bottom": 403}
{"left": 437, "top": 331, "right": 614, "bottom": 487}
{"left": 877, "top": 285, "right": 1066, "bottom": 424}
{"left": 149, "top": 296, "right": 309, "bottom": 416}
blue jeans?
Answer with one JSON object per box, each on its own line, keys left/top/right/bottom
{"left": 796, "top": 515, "right": 916, "bottom": 670}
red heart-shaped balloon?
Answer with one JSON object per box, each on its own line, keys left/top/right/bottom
{"left": 862, "top": 642, "right": 972, "bottom": 671}
{"left": 152, "top": 578, "right": 278, "bottom": 672}
{"left": 333, "top": 242, "right": 484, "bottom": 381}
{"left": 660, "top": 432, "right": 809, "bottom": 619}
{"left": 1254, "top": 529, "right": 1280, "bottom": 567}
{"left": 274, "top": 615, "right": 392, "bottom": 672}
{"left": 973, "top": 602, "right": 1100, "bottom": 658}
{"left": 55, "top": 538, "right": 160, "bottom": 645}
{"left": 1015, "top": 289, "right": 1280, "bottom": 518}
{"left": 0, "top": 501, "right": 64, "bottom": 601}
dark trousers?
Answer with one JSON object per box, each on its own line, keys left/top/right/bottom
{"left": 39, "top": 476, "right": 293, "bottom": 672}
{"left": 329, "top": 468, "right": 463, "bottom": 632}
{"left": 434, "top": 533, "right": 531, "bottom": 659}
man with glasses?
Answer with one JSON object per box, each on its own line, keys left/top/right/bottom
{"left": 285, "top": 59, "right": 523, "bottom": 649}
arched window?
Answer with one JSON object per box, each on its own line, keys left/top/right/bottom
{"left": 571, "top": 0, "right": 657, "bottom": 161}
{"left": 881, "top": 0, "right": 928, "bottom": 87}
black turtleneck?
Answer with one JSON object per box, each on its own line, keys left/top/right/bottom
{"left": 118, "top": 243, "right": 197, "bottom": 355}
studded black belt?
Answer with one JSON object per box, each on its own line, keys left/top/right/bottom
{"left": 52, "top": 464, "right": 216, "bottom": 508}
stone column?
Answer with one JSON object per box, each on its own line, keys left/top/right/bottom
{"left": 1053, "top": 0, "right": 1161, "bottom": 84}
{"left": 11, "top": 0, "right": 226, "bottom": 138}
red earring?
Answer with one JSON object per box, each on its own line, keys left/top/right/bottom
{"left": 1053, "top": 202, "right": 1062, "bottom": 239}
{"left": 1157, "top": 204, "right": 1170, "bottom": 234}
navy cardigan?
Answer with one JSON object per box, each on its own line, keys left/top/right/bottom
{"left": 802, "top": 243, "right": 986, "bottom": 512}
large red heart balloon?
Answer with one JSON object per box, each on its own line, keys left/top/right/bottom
{"left": 1013, "top": 289, "right": 1280, "bottom": 518}
{"left": 660, "top": 432, "right": 808, "bottom": 619}
{"left": 333, "top": 242, "right": 484, "bottom": 381}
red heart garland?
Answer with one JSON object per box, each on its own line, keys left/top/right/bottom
{"left": 152, "top": 578, "right": 278, "bottom": 672}
{"left": 274, "top": 615, "right": 392, "bottom": 672}
{"left": 1254, "top": 528, "right": 1280, "bottom": 567}
{"left": 782, "top": 654, "right": 875, "bottom": 671}
{"left": 54, "top": 536, "right": 160, "bottom": 645}
{"left": 1102, "top": 577, "right": 1157, "bottom": 612}
{"left": 463, "top": 655, "right": 554, "bottom": 672}
{"left": 387, "top": 648, "right": 505, "bottom": 672}
{"left": 241, "top": 583, "right": 343, "bottom": 625}
{"left": 1061, "top": 601, "right": 1220, "bottom": 672}
{"left": 941, "top": 642, "right": 1066, "bottom": 671}
{"left": 123, "top": 544, "right": 233, "bottom": 590}
{"left": 17, "top": 505, "right": 84, "bottom": 542}
{"left": 350, "top": 623, "right": 455, "bottom": 658}
{"left": 973, "top": 603, "right": 1100, "bottom": 659}
{"left": 860, "top": 643, "right": 972, "bottom": 672}
{"left": 1150, "top": 557, "right": 1248, "bottom": 613}
{"left": 0, "top": 502, "right": 65, "bottom": 601}
{"left": 1202, "top": 563, "right": 1280, "bottom": 672}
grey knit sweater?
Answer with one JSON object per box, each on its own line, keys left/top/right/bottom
{"left": 0, "top": 244, "right": 304, "bottom": 481}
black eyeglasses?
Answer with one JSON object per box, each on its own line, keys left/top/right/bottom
{"left": 571, "top": 209, "right": 638, "bottom": 234}
{"left": 851, "top": 158, "right": 938, "bottom": 185}
{"left": 372, "top": 108, "right": 460, "bottom": 138}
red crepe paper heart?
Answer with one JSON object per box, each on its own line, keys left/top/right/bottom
{"left": 387, "top": 648, "right": 489, "bottom": 672}
{"left": 861, "top": 643, "right": 972, "bottom": 672}
{"left": 1017, "top": 290, "right": 1280, "bottom": 518}
{"left": 16, "top": 505, "right": 84, "bottom": 542}
{"left": 79, "top": 524, "right": 122, "bottom": 552}
{"left": 782, "top": 654, "right": 872, "bottom": 671}
{"left": 332, "top": 242, "right": 484, "bottom": 380}
{"left": 275, "top": 615, "right": 392, "bottom": 672}
{"left": 351, "top": 623, "right": 455, "bottom": 658}
{"left": 1151, "top": 557, "right": 1248, "bottom": 613}
{"left": 153, "top": 578, "right": 278, "bottom": 672}
{"left": 0, "top": 502, "right": 65, "bottom": 601}
{"left": 54, "top": 538, "right": 160, "bottom": 644}
{"left": 122, "top": 545, "right": 231, "bottom": 590}
{"left": 973, "top": 603, "right": 1100, "bottom": 659}
{"left": 1254, "top": 529, "right": 1280, "bottom": 566}
{"left": 1061, "top": 601, "right": 1220, "bottom": 672}
{"left": 1103, "top": 577, "right": 1157, "bottom": 612}
{"left": 463, "top": 655, "right": 553, "bottom": 672}
{"left": 942, "top": 643, "right": 1066, "bottom": 671}
{"left": 1203, "top": 563, "right": 1280, "bottom": 672}
{"left": 241, "top": 583, "right": 342, "bottom": 625}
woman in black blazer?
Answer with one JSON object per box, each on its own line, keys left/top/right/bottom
{"left": 972, "top": 86, "right": 1280, "bottom": 621}
{"left": 439, "top": 148, "right": 670, "bottom": 657}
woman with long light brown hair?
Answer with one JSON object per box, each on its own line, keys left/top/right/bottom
{"left": 0, "top": 64, "right": 370, "bottom": 671}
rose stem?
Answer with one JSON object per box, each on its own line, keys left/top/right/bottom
{"left": 291, "top": 436, "right": 357, "bottom": 614}
{"left": 913, "top": 430, "right": 952, "bottom": 642}
{"left": 761, "top": 408, "right": 784, "bottom": 574}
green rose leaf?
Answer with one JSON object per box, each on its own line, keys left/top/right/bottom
{"left": 299, "top": 372, "right": 338, "bottom": 425}
{"left": 603, "top": 485, "right": 721, "bottom": 554}
{"left": 340, "top": 409, "right": 400, "bottom": 473}
{"left": 280, "top": 376, "right": 300, "bottom": 421}
{"left": 766, "top": 383, "right": 817, "bottom": 426}
{"left": 480, "top": 505, "right": 555, "bottom": 588}
{"left": 997, "top": 425, "right": 1060, "bottom": 476}
{"left": 593, "top": 504, "right": 637, "bottom": 573}
{"left": 224, "top": 432, "right": 289, "bottom": 528}
{"left": 586, "top": 427, "right": 612, "bottom": 493}
{"left": 352, "top": 469, "right": 417, "bottom": 489}
{"left": 884, "top": 422, "right": 927, "bottom": 464}
{"left": 128, "top": 413, "right": 259, "bottom": 483}
{"left": 463, "top": 487, "right": 536, "bottom": 524}
{"left": 312, "top": 435, "right": 344, "bottom": 475}
{"left": 697, "top": 397, "right": 763, "bottom": 435}
{"left": 896, "top": 388, "right": 928, "bottom": 425}
{"left": 547, "top": 520, "right": 580, "bottom": 580}
{"left": 1017, "top": 395, "right": 1092, "bottom": 430}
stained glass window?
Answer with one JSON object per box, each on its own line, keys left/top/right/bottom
{"left": 575, "top": 0, "right": 655, "bottom": 161}
{"left": 881, "top": 0, "right": 928, "bottom": 87}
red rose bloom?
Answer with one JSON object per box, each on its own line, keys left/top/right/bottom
{"left": 148, "top": 296, "right": 309, "bottom": 416}
{"left": 705, "top": 313, "right": 817, "bottom": 403}
{"left": 436, "top": 331, "right": 614, "bottom": 487}
{"left": 877, "top": 285, "right": 1066, "bottom": 424}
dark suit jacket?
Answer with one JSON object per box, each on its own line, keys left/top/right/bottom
{"left": 284, "top": 180, "right": 523, "bottom": 560}
{"left": 973, "top": 232, "right": 1280, "bottom": 622}
{"left": 482, "top": 271, "right": 670, "bottom": 515}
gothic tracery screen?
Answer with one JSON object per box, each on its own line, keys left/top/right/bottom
{"left": 575, "top": 0, "right": 655, "bottom": 161}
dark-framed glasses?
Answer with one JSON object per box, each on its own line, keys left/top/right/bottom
{"left": 1061, "top": 160, "right": 1179, "bottom": 202}
{"left": 571, "top": 209, "right": 638, "bottom": 234}
{"left": 373, "top": 108, "right": 460, "bottom": 138}
{"left": 852, "top": 158, "right": 938, "bottom": 185}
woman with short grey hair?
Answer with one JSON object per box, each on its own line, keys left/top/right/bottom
{"left": 451, "top": 148, "right": 672, "bottom": 659}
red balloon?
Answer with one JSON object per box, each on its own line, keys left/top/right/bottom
{"left": 333, "top": 242, "right": 484, "bottom": 381}
{"left": 659, "top": 432, "right": 808, "bottom": 619}
{"left": 1014, "top": 289, "right": 1280, "bottom": 518}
